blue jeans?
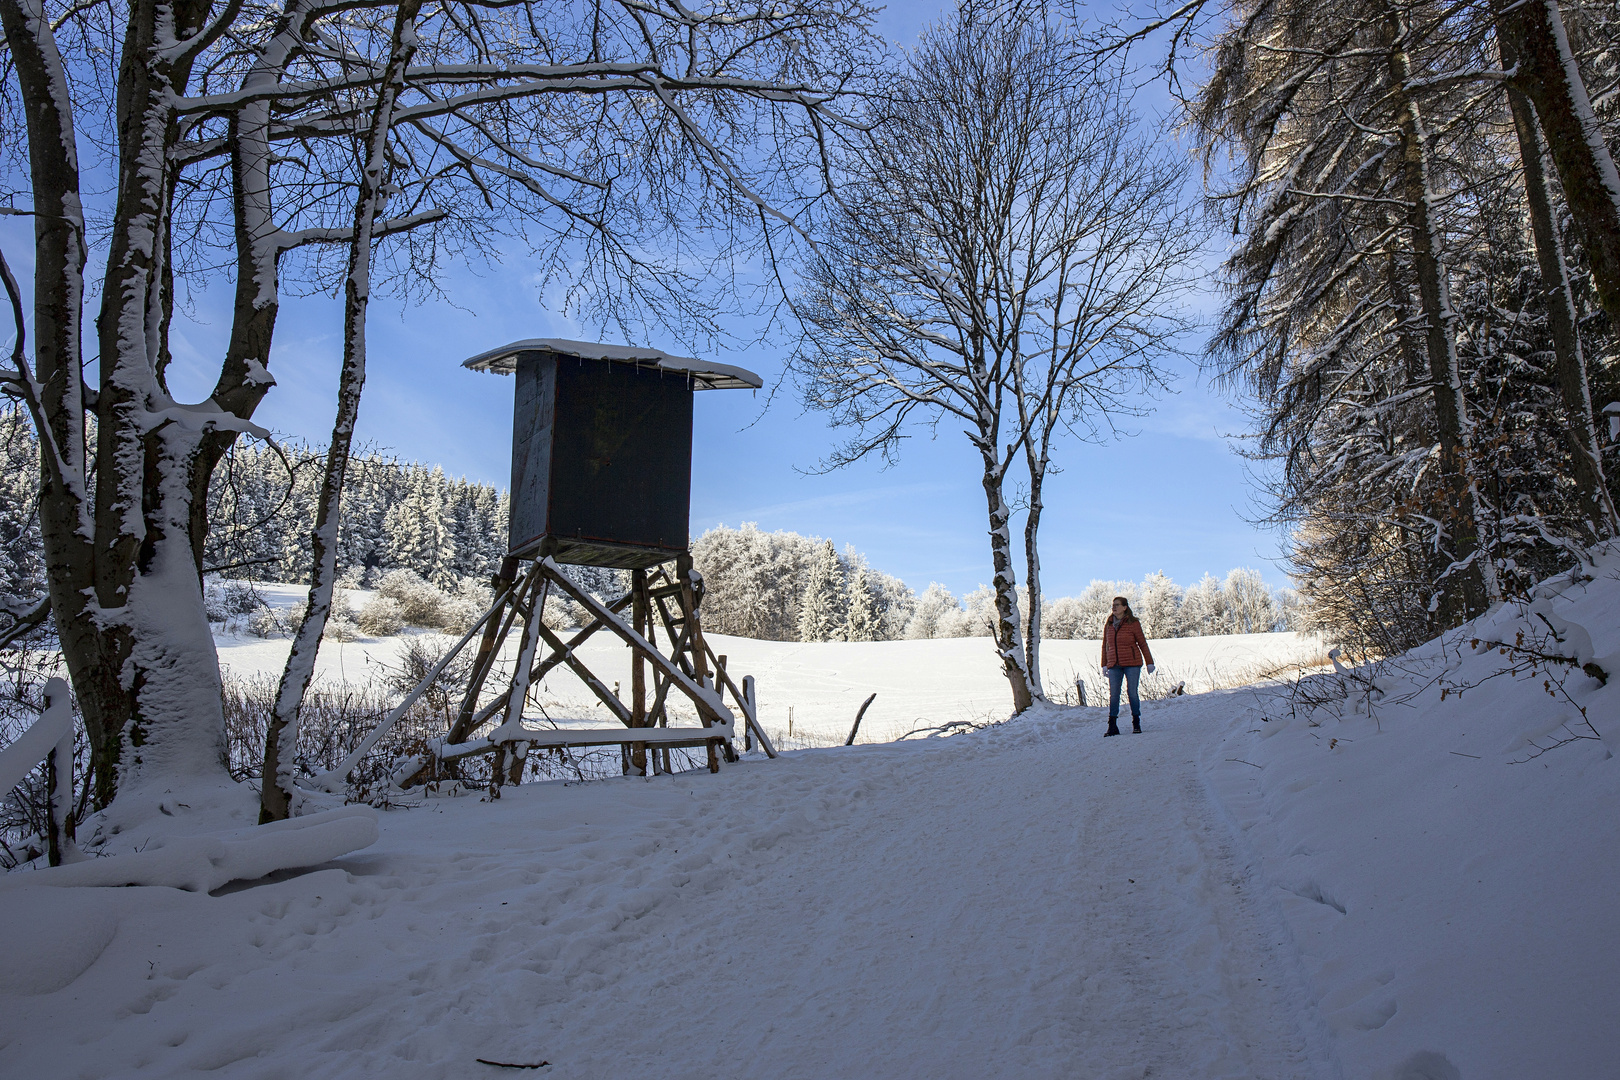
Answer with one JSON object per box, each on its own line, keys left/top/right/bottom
{"left": 1107, "top": 665, "right": 1142, "bottom": 720}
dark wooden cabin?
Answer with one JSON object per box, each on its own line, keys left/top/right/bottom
{"left": 463, "top": 339, "right": 762, "bottom": 569}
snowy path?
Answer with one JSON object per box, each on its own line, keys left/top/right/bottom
{"left": 1, "top": 704, "right": 1339, "bottom": 1079}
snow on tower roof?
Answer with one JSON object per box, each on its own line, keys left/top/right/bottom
{"left": 462, "top": 338, "right": 763, "bottom": 390}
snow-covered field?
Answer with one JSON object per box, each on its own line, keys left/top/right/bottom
{"left": 2, "top": 560, "right": 1616, "bottom": 1079}
{"left": 216, "top": 583, "right": 1327, "bottom": 745}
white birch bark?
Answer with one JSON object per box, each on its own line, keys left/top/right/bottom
{"left": 261, "top": 0, "right": 424, "bottom": 821}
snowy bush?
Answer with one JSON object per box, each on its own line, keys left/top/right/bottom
{"left": 326, "top": 614, "right": 362, "bottom": 642}
{"left": 246, "top": 608, "right": 279, "bottom": 638}
{"left": 203, "top": 583, "right": 230, "bottom": 623}
{"left": 435, "top": 577, "right": 492, "bottom": 635}
{"left": 358, "top": 596, "right": 405, "bottom": 637}
{"left": 438, "top": 597, "right": 481, "bottom": 635}
{"left": 247, "top": 600, "right": 306, "bottom": 638}
{"left": 386, "top": 636, "right": 476, "bottom": 721}
{"left": 203, "top": 579, "right": 262, "bottom": 623}
{"left": 376, "top": 569, "right": 450, "bottom": 627}
{"left": 223, "top": 580, "right": 262, "bottom": 615}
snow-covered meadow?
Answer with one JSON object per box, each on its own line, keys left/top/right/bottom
{"left": 215, "top": 582, "right": 1329, "bottom": 747}
{"left": 2, "top": 554, "right": 1616, "bottom": 1079}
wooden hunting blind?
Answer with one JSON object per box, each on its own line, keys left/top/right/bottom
{"left": 463, "top": 339, "right": 762, "bottom": 568}
{"left": 324, "top": 338, "right": 774, "bottom": 793}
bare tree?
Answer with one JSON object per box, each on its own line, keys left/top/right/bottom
{"left": 0, "top": 0, "right": 877, "bottom": 815}
{"left": 1005, "top": 95, "right": 1199, "bottom": 696}
{"left": 792, "top": 4, "right": 1194, "bottom": 710}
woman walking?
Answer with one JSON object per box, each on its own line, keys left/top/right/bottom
{"left": 1101, "top": 597, "right": 1155, "bottom": 736}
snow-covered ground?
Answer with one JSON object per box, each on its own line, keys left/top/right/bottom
{"left": 215, "top": 583, "right": 1327, "bottom": 744}
{"left": 2, "top": 560, "right": 1615, "bottom": 1079}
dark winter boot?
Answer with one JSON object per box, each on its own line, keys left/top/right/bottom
{"left": 1104, "top": 717, "right": 1120, "bottom": 737}
{"left": 1132, "top": 718, "right": 1142, "bottom": 734}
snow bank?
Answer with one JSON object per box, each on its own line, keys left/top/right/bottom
{"left": 5, "top": 805, "right": 379, "bottom": 893}
{"left": 1203, "top": 545, "right": 1620, "bottom": 1079}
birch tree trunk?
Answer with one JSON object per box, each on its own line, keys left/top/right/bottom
{"left": 980, "top": 449, "right": 1035, "bottom": 714}
{"left": 261, "top": 0, "right": 424, "bottom": 822}
{"left": 1021, "top": 464, "right": 1046, "bottom": 702}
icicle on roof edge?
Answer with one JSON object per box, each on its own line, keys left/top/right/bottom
{"left": 462, "top": 338, "right": 762, "bottom": 391}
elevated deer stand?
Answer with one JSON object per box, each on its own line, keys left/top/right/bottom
{"left": 390, "top": 340, "right": 775, "bottom": 795}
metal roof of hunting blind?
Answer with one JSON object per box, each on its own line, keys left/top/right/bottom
{"left": 462, "top": 338, "right": 763, "bottom": 391}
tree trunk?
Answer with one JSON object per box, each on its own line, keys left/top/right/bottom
{"left": 91, "top": 0, "right": 236, "bottom": 798}
{"left": 1021, "top": 437, "right": 1050, "bottom": 702}
{"left": 262, "top": 0, "right": 424, "bottom": 821}
{"left": 1388, "top": 16, "right": 1496, "bottom": 619}
{"left": 0, "top": 0, "right": 107, "bottom": 801}
{"left": 1498, "top": 23, "right": 1618, "bottom": 542}
{"left": 1498, "top": 0, "right": 1620, "bottom": 330}
{"left": 979, "top": 449, "right": 1034, "bottom": 713}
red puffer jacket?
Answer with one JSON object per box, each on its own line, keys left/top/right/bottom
{"left": 1101, "top": 617, "right": 1154, "bottom": 669}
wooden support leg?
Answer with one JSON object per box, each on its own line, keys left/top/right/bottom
{"left": 631, "top": 568, "right": 649, "bottom": 776}
{"left": 676, "top": 555, "right": 726, "bottom": 771}
{"left": 490, "top": 571, "right": 549, "bottom": 800}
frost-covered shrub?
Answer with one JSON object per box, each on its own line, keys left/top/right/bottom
{"left": 246, "top": 608, "right": 277, "bottom": 638}
{"left": 904, "top": 583, "right": 965, "bottom": 639}
{"left": 326, "top": 614, "right": 361, "bottom": 642}
{"left": 376, "top": 569, "right": 450, "bottom": 627}
{"left": 386, "top": 636, "right": 476, "bottom": 720}
{"left": 223, "top": 581, "right": 261, "bottom": 615}
{"left": 358, "top": 596, "right": 404, "bottom": 637}
{"left": 542, "top": 595, "right": 588, "bottom": 632}
{"left": 204, "top": 583, "right": 230, "bottom": 623}
{"left": 203, "top": 579, "right": 262, "bottom": 623}
{"left": 245, "top": 600, "right": 305, "bottom": 638}
{"left": 437, "top": 577, "right": 491, "bottom": 635}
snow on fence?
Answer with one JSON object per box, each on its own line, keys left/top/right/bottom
{"left": 0, "top": 678, "right": 76, "bottom": 865}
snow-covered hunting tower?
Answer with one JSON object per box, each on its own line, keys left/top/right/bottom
{"left": 462, "top": 339, "right": 761, "bottom": 567}
{"left": 381, "top": 339, "right": 773, "bottom": 792}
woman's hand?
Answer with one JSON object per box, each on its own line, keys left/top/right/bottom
{"left": 1147, "top": 664, "right": 1156, "bottom": 674}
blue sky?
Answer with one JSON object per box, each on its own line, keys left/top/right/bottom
{"left": 2, "top": 0, "right": 1291, "bottom": 600}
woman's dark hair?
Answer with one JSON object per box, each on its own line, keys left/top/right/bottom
{"left": 1112, "top": 596, "right": 1138, "bottom": 624}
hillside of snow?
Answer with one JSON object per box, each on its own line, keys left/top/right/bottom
{"left": 1, "top": 554, "right": 1615, "bottom": 1079}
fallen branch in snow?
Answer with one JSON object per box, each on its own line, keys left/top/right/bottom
{"left": 898, "top": 718, "right": 988, "bottom": 740}
{"left": 475, "top": 1060, "right": 549, "bottom": 1070}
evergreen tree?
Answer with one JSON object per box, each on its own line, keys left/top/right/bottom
{"left": 797, "top": 540, "right": 848, "bottom": 642}
{"left": 845, "top": 561, "right": 882, "bottom": 642}
{"left": 1137, "top": 571, "right": 1183, "bottom": 638}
